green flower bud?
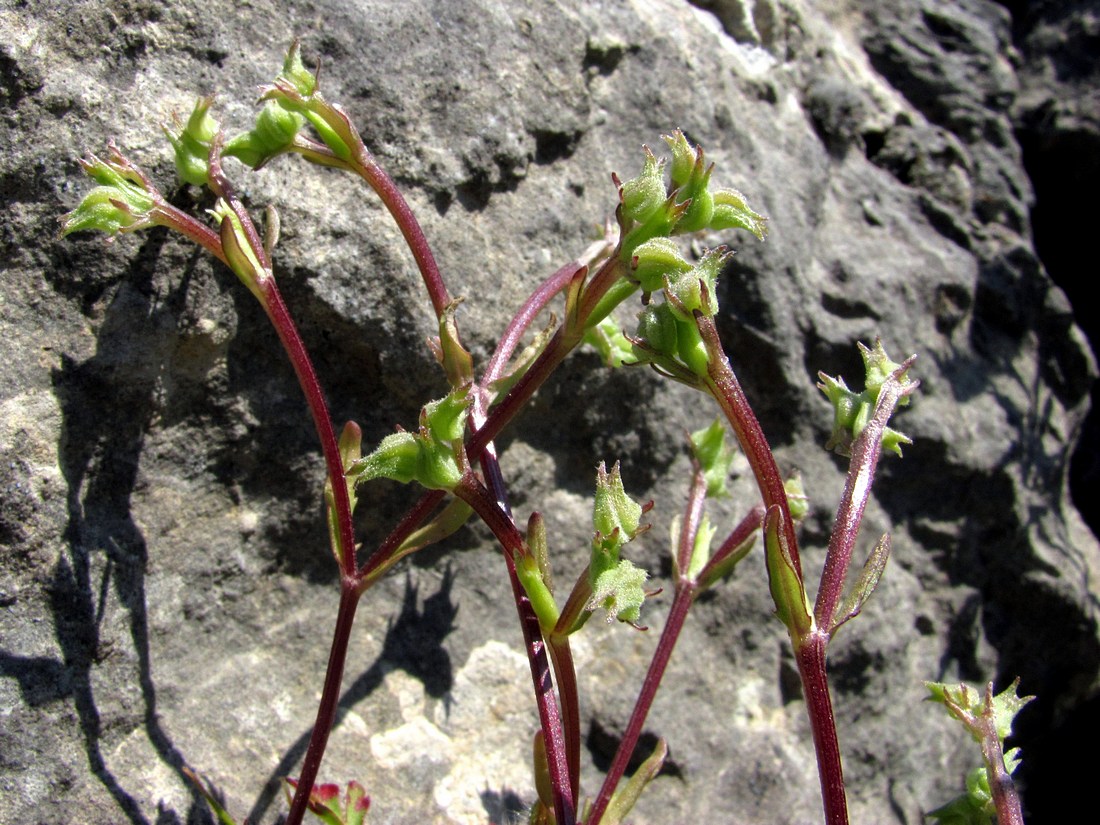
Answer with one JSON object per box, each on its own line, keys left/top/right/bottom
{"left": 664, "top": 129, "right": 699, "bottom": 191}
{"left": 631, "top": 237, "right": 692, "bottom": 294}
{"left": 593, "top": 461, "right": 643, "bottom": 549}
{"left": 634, "top": 302, "right": 679, "bottom": 360}
{"left": 620, "top": 192, "right": 689, "bottom": 262}
{"left": 60, "top": 151, "right": 157, "bottom": 237}
{"left": 350, "top": 387, "right": 470, "bottom": 492}
{"left": 583, "top": 316, "right": 636, "bottom": 368}
{"left": 352, "top": 430, "right": 422, "bottom": 485}
{"left": 224, "top": 101, "right": 307, "bottom": 169}
{"left": 672, "top": 165, "right": 715, "bottom": 234}
{"left": 166, "top": 96, "right": 219, "bottom": 186}
{"left": 859, "top": 339, "right": 910, "bottom": 404}
{"left": 620, "top": 146, "right": 667, "bottom": 224}
{"left": 421, "top": 385, "right": 471, "bottom": 443}
{"left": 710, "top": 188, "right": 768, "bottom": 240}
{"left": 665, "top": 247, "right": 729, "bottom": 317}
{"left": 818, "top": 340, "right": 915, "bottom": 456}
{"left": 278, "top": 40, "right": 318, "bottom": 97}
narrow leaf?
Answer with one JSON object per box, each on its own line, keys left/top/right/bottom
{"left": 829, "top": 533, "right": 890, "bottom": 635}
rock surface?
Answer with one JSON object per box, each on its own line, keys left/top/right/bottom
{"left": 1, "top": 0, "right": 1097, "bottom": 823}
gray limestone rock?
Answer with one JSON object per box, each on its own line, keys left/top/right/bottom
{"left": 1, "top": 0, "right": 1096, "bottom": 823}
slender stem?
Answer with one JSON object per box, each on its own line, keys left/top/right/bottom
{"left": 469, "top": 258, "right": 626, "bottom": 458}
{"left": 554, "top": 566, "right": 593, "bottom": 638}
{"left": 207, "top": 141, "right": 358, "bottom": 575}
{"left": 455, "top": 476, "right": 575, "bottom": 825}
{"left": 483, "top": 261, "right": 586, "bottom": 386}
{"left": 260, "top": 285, "right": 357, "bottom": 577}
{"left": 356, "top": 489, "right": 446, "bottom": 584}
{"left": 814, "top": 369, "right": 913, "bottom": 629}
{"left": 696, "top": 314, "right": 801, "bottom": 576}
{"left": 585, "top": 583, "right": 695, "bottom": 825}
{"left": 676, "top": 467, "right": 707, "bottom": 579}
{"left": 152, "top": 203, "right": 227, "bottom": 264}
{"left": 546, "top": 636, "right": 582, "bottom": 804}
{"left": 351, "top": 154, "right": 451, "bottom": 319}
{"left": 796, "top": 633, "right": 848, "bottom": 825}
{"left": 979, "top": 688, "right": 1025, "bottom": 825}
{"left": 285, "top": 582, "right": 360, "bottom": 825}
{"left": 701, "top": 503, "right": 766, "bottom": 580}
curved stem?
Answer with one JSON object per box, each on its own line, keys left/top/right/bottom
{"left": 260, "top": 286, "right": 357, "bottom": 577}
{"left": 351, "top": 154, "right": 451, "bottom": 319}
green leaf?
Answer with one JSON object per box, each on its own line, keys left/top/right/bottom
{"left": 763, "top": 505, "right": 813, "bottom": 641}
{"left": 829, "top": 533, "right": 890, "bottom": 635}
{"left": 689, "top": 418, "right": 736, "bottom": 499}
{"left": 515, "top": 512, "right": 559, "bottom": 635}
{"left": 183, "top": 767, "right": 242, "bottom": 825}
{"left": 784, "top": 473, "right": 809, "bottom": 522}
{"left": 602, "top": 738, "right": 667, "bottom": 825}
{"left": 587, "top": 558, "right": 648, "bottom": 624}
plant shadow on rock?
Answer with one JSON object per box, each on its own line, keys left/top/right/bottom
{"left": 480, "top": 787, "right": 527, "bottom": 825}
{"left": 46, "top": 229, "right": 214, "bottom": 825}
{"left": 246, "top": 566, "right": 458, "bottom": 824}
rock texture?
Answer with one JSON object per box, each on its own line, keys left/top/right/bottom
{"left": 1, "top": 0, "right": 1097, "bottom": 823}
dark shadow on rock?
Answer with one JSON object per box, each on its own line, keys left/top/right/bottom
{"left": 247, "top": 566, "right": 458, "bottom": 823}
{"left": 480, "top": 786, "right": 528, "bottom": 825}
{"left": 585, "top": 717, "right": 683, "bottom": 780}
{"left": 48, "top": 230, "right": 210, "bottom": 825}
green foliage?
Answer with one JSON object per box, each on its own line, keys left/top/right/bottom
{"left": 589, "top": 462, "right": 650, "bottom": 624}
{"left": 690, "top": 418, "right": 737, "bottom": 499}
{"left": 62, "top": 39, "right": 946, "bottom": 825}
{"left": 818, "top": 339, "right": 914, "bottom": 456}
{"left": 925, "top": 679, "right": 1034, "bottom": 824}
{"left": 763, "top": 506, "right": 813, "bottom": 641}
{"left": 59, "top": 148, "right": 157, "bottom": 236}
{"left": 349, "top": 386, "right": 471, "bottom": 492}
{"left": 166, "top": 96, "right": 219, "bottom": 186}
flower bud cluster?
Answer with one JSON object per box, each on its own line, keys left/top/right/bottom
{"left": 59, "top": 147, "right": 158, "bottom": 237}
{"left": 588, "top": 462, "right": 650, "bottom": 624}
{"left": 349, "top": 387, "right": 471, "bottom": 492}
{"left": 817, "top": 340, "right": 914, "bottom": 456}
{"left": 610, "top": 132, "right": 767, "bottom": 379}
